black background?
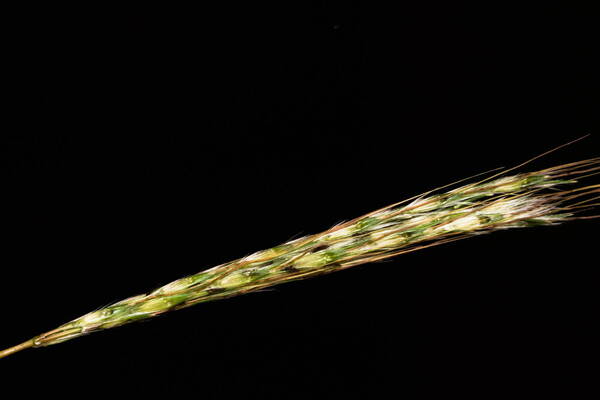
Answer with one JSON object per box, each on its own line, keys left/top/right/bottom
{"left": 2, "top": 3, "right": 599, "bottom": 397}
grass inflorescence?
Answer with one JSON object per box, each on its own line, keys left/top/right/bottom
{"left": 1, "top": 141, "right": 598, "bottom": 359}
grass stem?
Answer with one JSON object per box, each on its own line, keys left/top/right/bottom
{"left": 0, "top": 339, "right": 34, "bottom": 359}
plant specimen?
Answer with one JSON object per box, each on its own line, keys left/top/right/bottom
{"left": 1, "top": 137, "right": 597, "bottom": 359}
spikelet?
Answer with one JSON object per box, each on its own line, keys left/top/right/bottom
{"left": 1, "top": 144, "right": 598, "bottom": 359}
